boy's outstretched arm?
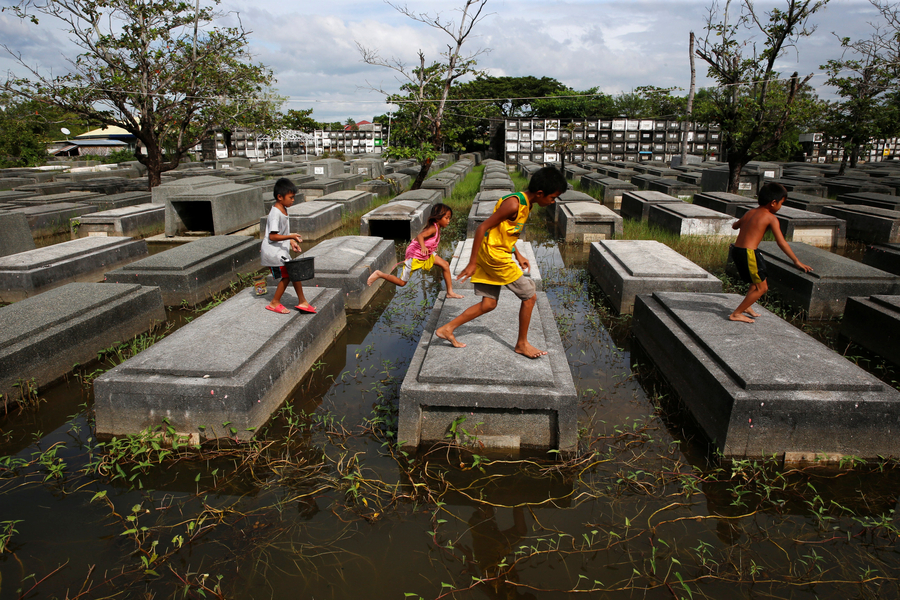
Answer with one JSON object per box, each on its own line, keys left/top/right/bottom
{"left": 770, "top": 219, "right": 813, "bottom": 272}
{"left": 457, "top": 197, "right": 519, "bottom": 281}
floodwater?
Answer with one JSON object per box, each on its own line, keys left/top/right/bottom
{"left": 3, "top": 186, "right": 900, "bottom": 600}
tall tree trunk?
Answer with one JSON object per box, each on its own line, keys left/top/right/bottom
{"left": 727, "top": 158, "right": 744, "bottom": 195}
{"left": 412, "top": 158, "right": 432, "bottom": 190}
{"left": 838, "top": 149, "right": 849, "bottom": 176}
{"left": 681, "top": 31, "right": 696, "bottom": 166}
{"left": 850, "top": 143, "right": 860, "bottom": 168}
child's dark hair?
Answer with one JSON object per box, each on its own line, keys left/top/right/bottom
{"left": 758, "top": 182, "right": 787, "bottom": 207}
{"left": 527, "top": 166, "right": 568, "bottom": 196}
{"left": 427, "top": 203, "right": 452, "bottom": 226}
{"left": 273, "top": 177, "right": 299, "bottom": 200}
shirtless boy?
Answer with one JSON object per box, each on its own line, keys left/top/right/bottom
{"left": 729, "top": 182, "right": 813, "bottom": 323}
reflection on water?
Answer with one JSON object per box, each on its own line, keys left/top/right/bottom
{"left": 2, "top": 180, "right": 900, "bottom": 599}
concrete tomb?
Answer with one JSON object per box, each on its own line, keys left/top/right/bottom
{"left": 588, "top": 240, "right": 722, "bottom": 314}
{"left": 838, "top": 192, "right": 900, "bottom": 212}
{"left": 165, "top": 183, "right": 263, "bottom": 237}
{"left": 0, "top": 213, "right": 36, "bottom": 258}
{"left": 557, "top": 202, "right": 623, "bottom": 242}
{"left": 0, "top": 236, "right": 148, "bottom": 302}
{"left": 391, "top": 189, "right": 443, "bottom": 206}
{"left": 630, "top": 174, "right": 664, "bottom": 190}
{"left": 332, "top": 173, "right": 365, "bottom": 191}
{"left": 259, "top": 201, "right": 342, "bottom": 241}
{"left": 84, "top": 191, "right": 153, "bottom": 211}
{"left": 826, "top": 179, "right": 895, "bottom": 198}
{"left": 350, "top": 158, "right": 385, "bottom": 180}
{"left": 151, "top": 175, "right": 224, "bottom": 205}
{"left": 632, "top": 292, "right": 900, "bottom": 460}
{"left": 449, "top": 239, "right": 541, "bottom": 291}
{"left": 105, "top": 236, "right": 260, "bottom": 306}
{"left": 754, "top": 241, "right": 900, "bottom": 319}
{"left": 94, "top": 285, "right": 346, "bottom": 441}
{"left": 692, "top": 191, "right": 753, "bottom": 216}
{"left": 841, "top": 295, "right": 900, "bottom": 368}
{"left": 0, "top": 190, "right": 39, "bottom": 203}
{"left": 733, "top": 204, "right": 846, "bottom": 249}
{"left": 0, "top": 282, "right": 165, "bottom": 410}
{"left": 647, "top": 178, "right": 701, "bottom": 201}
{"left": 310, "top": 159, "right": 345, "bottom": 178}
{"left": 315, "top": 190, "right": 374, "bottom": 215}
{"left": 8, "top": 190, "right": 101, "bottom": 207}
{"left": 822, "top": 204, "right": 900, "bottom": 244}
{"left": 647, "top": 203, "right": 738, "bottom": 237}
{"left": 620, "top": 191, "right": 683, "bottom": 222}
{"left": 295, "top": 235, "right": 396, "bottom": 310}
{"left": 12, "top": 202, "right": 99, "bottom": 237}
{"left": 298, "top": 178, "right": 343, "bottom": 199}
{"left": 398, "top": 290, "right": 577, "bottom": 452}
{"left": 580, "top": 176, "right": 637, "bottom": 210}
{"left": 420, "top": 176, "right": 456, "bottom": 199}
{"left": 355, "top": 180, "right": 393, "bottom": 197}
{"left": 72, "top": 203, "right": 165, "bottom": 239}
{"left": 553, "top": 190, "right": 599, "bottom": 223}
{"left": 360, "top": 200, "right": 430, "bottom": 240}
{"left": 863, "top": 244, "right": 900, "bottom": 276}
{"left": 385, "top": 173, "right": 411, "bottom": 190}
{"left": 784, "top": 192, "right": 844, "bottom": 213}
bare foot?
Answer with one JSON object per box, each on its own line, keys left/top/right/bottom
{"left": 515, "top": 342, "right": 547, "bottom": 358}
{"left": 366, "top": 270, "right": 383, "bottom": 286}
{"left": 446, "top": 291, "right": 464, "bottom": 299}
{"left": 744, "top": 308, "right": 761, "bottom": 318}
{"left": 729, "top": 313, "right": 755, "bottom": 323}
{"left": 435, "top": 325, "right": 466, "bottom": 348}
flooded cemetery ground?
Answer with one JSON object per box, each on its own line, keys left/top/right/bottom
{"left": 2, "top": 166, "right": 900, "bottom": 599}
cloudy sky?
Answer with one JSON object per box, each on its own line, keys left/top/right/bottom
{"left": 0, "top": 0, "right": 886, "bottom": 124}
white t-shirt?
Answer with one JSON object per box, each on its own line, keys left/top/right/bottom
{"left": 260, "top": 206, "right": 291, "bottom": 267}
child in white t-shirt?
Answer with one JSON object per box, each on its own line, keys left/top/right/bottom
{"left": 260, "top": 178, "right": 315, "bottom": 314}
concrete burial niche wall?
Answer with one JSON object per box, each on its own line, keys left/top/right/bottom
{"left": 105, "top": 236, "right": 260, "bottom": 306}
{"left": 841, "top": 295, "right": 900, "bottom": 368}
{"left": 0, "top": 236, "right": 148, "bottom": 302}
{"left": 166, "top": 183, "right": 263, "bottom": 237}
{"left": 298, "top": 235, "right": 396, "bottom": 310}
{"left": 399, "top": 290, "right": 578, "bottom": 453}
{"left": 0, "top": 282, "right": 165, "bottom": 409}
{"left": 94, "top": 286, "right": 346, "bottom": 441}
{"left": 449, "top": 239, "right": 541, "bottom": 291}
{"left": 632, "top": 292, "right": 900, "bottom": 460}
{"left": 588, "top": 240, "right": 722, "bottom": 314}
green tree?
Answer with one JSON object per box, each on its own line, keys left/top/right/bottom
{"left": 695, "top": 0, "right": 829, "bottom": 193}
{"left": 358, "top": 0, "right": 489, "bottom": 189}
{"left": 530, "top": 88, "right": 616, "bottom": 119}
{"left": 455, "top": 75, "right": 568, "bottom": 118}
{"left": 2, "top": 0, "right": 277, "bottom": 187}
{"left": 820, "top": 2, "right": 899, "bottom": 172}
{"left": 0, "top": 95, "right": 50, "bottom": 167}
{"left": 280, "top": 108, "right": 319, "bottom": 132}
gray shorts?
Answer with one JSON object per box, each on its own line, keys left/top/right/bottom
{"left": 474, "top": 276, "right": 536, "bottom": 301}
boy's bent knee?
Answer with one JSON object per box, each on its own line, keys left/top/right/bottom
{"left": 481, "top": 297, "right": 498, "bottom": 311}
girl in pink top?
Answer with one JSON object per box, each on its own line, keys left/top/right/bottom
{"left": 366, "top": 203, "right": 464, "bottom": 298}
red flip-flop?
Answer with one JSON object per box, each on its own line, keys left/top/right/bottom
{"left": 295, "top": 304, "right": 316, "bottom": 314}
{"left": 265, "top": 304, "right": 290, "bottom": 314}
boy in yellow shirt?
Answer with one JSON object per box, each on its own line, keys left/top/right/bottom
{"left": 435, "top": 167, "right": 567, "bottom": 358}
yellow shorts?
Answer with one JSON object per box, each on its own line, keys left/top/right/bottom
{"left": 397, "top": 255, "right": 435, "bottom": 282}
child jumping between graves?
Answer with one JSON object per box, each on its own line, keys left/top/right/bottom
{"left": 729, "top": 181, "right": 813, "bottom": 323}
{"left": 435, "top": 166, "right": 568, "bottom": 358}
{"left": 260, "top": 178, "right": 316, "bottom": 315}
{"left": 366, "top": 203, "right": 465, "bottom": 299}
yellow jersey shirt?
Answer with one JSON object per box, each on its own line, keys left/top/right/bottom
{"left": 471, "top": 192, "right": 530, "bottom": 285}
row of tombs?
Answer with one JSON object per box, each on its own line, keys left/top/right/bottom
{"left": 1, "top": 153, "right": 899, "bottom": 463}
